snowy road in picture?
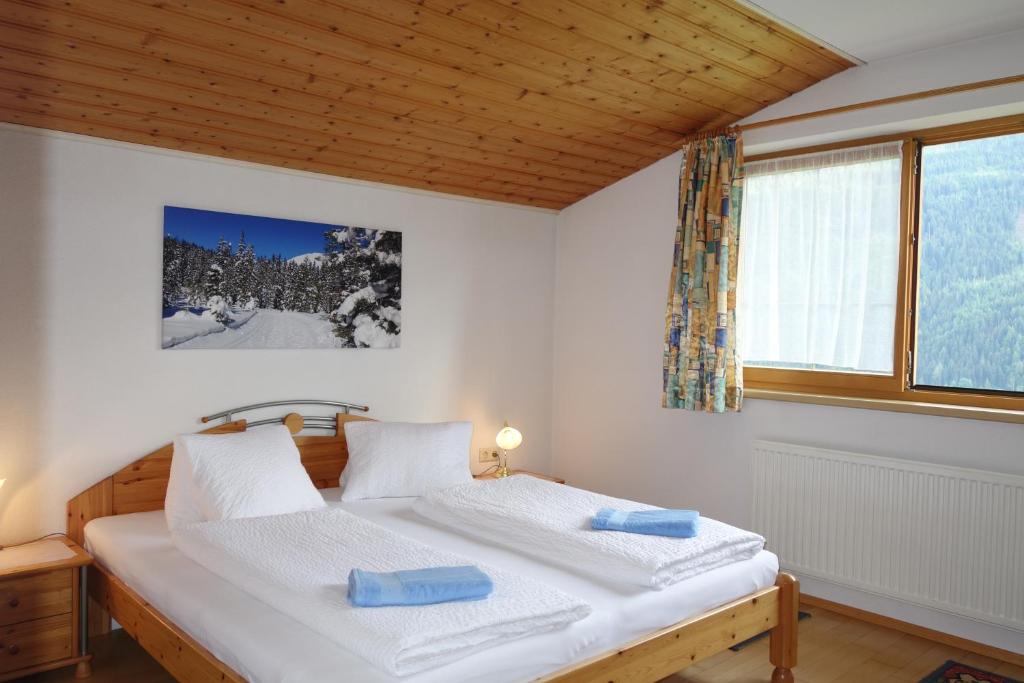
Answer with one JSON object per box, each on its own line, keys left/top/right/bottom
{"left": 173, "top": 309, "right": 343, "bottom": 349}
{"left": 163, "top": 209, "right": 401, "bottom": 348}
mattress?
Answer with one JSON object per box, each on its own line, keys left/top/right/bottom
{"left": 84, "top": 490, "right": 778, "bottom": 683}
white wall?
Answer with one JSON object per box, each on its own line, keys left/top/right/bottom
{"left": 551, "top": 35, "right": 1024, "bottom": 651}
{"left": 0, "top": 125, "right": 557, "bottom": 545}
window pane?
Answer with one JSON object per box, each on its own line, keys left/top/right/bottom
{"left": 739, "top": 143, "right": 902, "bottom": 374}
{"left": 915, "top": 132, "right": 1024, "bottom": 393}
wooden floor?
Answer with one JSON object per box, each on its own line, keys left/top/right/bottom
{"left": 20, "top": 605, "right": 1024, "bottom": 683}
{"left": 20, "top": 630, "right": 173, "bottom": 683}
{"left": 666, "top": 605, "right": 1024, "bottom": 683}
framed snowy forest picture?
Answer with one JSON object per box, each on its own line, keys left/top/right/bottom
{"left": 161, "top": 206, "right": 402, "bottom": 349}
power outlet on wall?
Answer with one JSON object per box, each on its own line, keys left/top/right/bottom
{"left": 478, "top": 448, "right": 499, "bottom": 464}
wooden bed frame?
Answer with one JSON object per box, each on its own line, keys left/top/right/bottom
{"left": 67, "top": 413, "right": 798, "bottom": 683}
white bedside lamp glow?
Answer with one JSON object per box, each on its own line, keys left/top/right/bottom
{"left": 494, "top": 423, "right": 523, "bottom": 478}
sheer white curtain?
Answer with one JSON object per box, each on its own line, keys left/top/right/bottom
{"left": 738, "top": 141, "right": 902, "bottom": 373}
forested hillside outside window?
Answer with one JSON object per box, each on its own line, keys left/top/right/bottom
{"left": 915, "top": 132, "right": 1024, "bottom": 393}
{"left": 737, "top": 115, "right": 1024, "bottom": 413}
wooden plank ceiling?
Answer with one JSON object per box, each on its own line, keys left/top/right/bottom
{"left": 0, "top": 0, "right": 852, "bottom": 209}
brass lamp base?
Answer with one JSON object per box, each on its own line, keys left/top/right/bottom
{"left": 494, "top": 448, "right": 512, "bottom": 478}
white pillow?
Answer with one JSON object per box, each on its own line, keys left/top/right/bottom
{"left": 168, "top": 426, "right": 325, "bottom": 525}
{"left": 165, "top": 434, "right": 205, "bottom": 530}
{"left": 341, "top": 421, "right": 473, "bottom": 501}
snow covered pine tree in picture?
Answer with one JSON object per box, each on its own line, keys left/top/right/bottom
{"left": 161, "top": 206, "right": 402, "bottom": 349}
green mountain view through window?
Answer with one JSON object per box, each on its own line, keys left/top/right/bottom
{"left": 916, "top": 132, "right": 1024, "bottom": 393}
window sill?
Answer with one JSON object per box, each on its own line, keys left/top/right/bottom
{"left": 745, "top": 389, "right": 1024, "bottom": 424}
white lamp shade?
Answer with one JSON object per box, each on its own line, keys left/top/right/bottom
{"left": 495, "top": 426, "right": 523, "bottom": 451}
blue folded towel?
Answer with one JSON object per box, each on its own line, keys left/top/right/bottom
{"left": 347, "top": 566, "right": 493, "bottom": 607}
{"left": 591, "top": 508, "right": 700, "bottom": 538}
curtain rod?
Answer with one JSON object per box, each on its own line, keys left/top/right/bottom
{"left": 740, "top": 73, "right": 1024, "bottom": 133}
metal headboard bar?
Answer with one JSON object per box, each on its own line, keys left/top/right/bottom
{"left": 201, "top": 399, "right": 370, "bottom": 424}
{"left": 247, "top": 417, "right": 338, "bottom": 431}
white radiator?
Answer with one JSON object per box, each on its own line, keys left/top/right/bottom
{"left": 752, "top": 441, "right": 1024, "bottom": 631}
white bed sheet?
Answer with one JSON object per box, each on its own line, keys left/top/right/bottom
{"left": 85, "top": 490, "right": 778, "bottom": 683}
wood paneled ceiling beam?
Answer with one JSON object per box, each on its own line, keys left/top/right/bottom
{"left": 0, "top": 102, "right": 570, "bottom": 207}
{"left": 82, "top": 0, "right": 686, "bottom": 149}
{"left": 424, "top": 0, "right": 763, "bottom": 117}
{"left": 0, "top": 0, "right": 853, "bottom": 208}
{"left": 242, "top": 0, "right": 711, "bottom": 130}
{"left": 0, "top": 69, "right": 603, "bottom": 199}
{"left": 484, "top": 0, "right": 786, "bottom": 105}
{"left": 0, "top": 32, "right": 641, "bottom": 182}
{"left": 659, "top": 0, "right": 853, "bottom": 75}
{"left": 16, "top": 0, "right": 676, "bottom": 157}
{"left": 261, "top": 0, "right": 751, "bottom": 121}
{"left": 0, "top": 4, "right": 660, "bottom": 167}
{"left": 0, "top": 89, "right": 579, "bottom": 206}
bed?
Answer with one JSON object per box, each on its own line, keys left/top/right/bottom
{"left": 66, "top": 402, "right": 799, "bottom": 683}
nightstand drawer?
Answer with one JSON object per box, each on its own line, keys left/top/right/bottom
{"left": 0, "top": 613, "right": 72, "bottom": 674}
{"left": 0, "top": 570, "right": 72, "bottom": 626}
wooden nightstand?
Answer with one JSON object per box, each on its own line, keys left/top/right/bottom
{"left": 0, "top": 536, "right": 92, "bottom": 680}
{"left": 474, "top": 469, "right": 565, "bottom": 484}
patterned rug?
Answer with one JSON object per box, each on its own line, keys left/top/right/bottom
{"left": 919, "top": 660, "right": 1022, "bottom": 683}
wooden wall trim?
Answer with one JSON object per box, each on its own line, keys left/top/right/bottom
{"left": 746, "top": 389, "right": 1024, "bottom": 424}
{"left": 742, "top": 74, "right": 1024, "bottom": 132}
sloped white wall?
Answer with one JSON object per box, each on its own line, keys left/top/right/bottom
{"left": 742, "top": 29, "right": 1024, "bottom": 155}
{"left": 551, "top": 31, "right": 1024, "bottom": 652}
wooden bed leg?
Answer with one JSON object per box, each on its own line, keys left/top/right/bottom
{"left": 770, "top": 572, "right": 799, "bottom": 683}
{"left": 74, "top": 657, "right": 92, "bottom": 678}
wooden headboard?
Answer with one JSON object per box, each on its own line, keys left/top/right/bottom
{"left": 66, "top": 412, "right": 373, "bottom": 545}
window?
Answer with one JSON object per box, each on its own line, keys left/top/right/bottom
{"left": 914, "top": 132, "right": 1024, "bottom": 394}
{"left": 739, "top": 115, "right": 1024, "bottom": 413}
{"left": 740, "top": 142, "right": 903, "bottom": 375}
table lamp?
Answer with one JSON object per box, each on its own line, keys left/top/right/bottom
{"left": 494, "top": 422, "right": 522, "bottom": 478}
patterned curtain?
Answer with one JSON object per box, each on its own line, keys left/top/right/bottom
{"left": 662, "top": 133, "right": 745, "bottom": 413}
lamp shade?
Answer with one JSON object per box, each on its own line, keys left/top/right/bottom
{"left": 495, "top": 425, "right": 523, "bottom": 451}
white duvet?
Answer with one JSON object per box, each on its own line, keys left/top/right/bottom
{"left": 413, "top": 476, "right": 765, "bottom": 590}
{"left": 171, "top": 508, "right": 590, "bottom": 677}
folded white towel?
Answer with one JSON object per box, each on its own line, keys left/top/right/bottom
{"left": 413, "top": 477, "right": 765, "bottom": 590}
{"left": 172, "top": 508, "right": 590, "bottom": 676}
